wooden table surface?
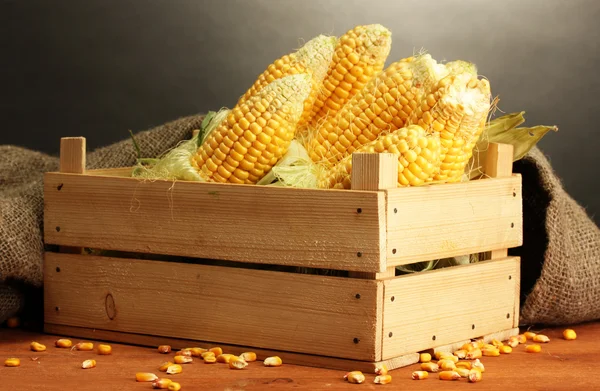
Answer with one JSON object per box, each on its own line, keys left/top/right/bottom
{"left": 1, "top": 322, "right": 599, "bottom": 390}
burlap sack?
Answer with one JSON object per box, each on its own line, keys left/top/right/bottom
{"left": 511, "top": 147, "right": 600, "bottom": 326}
{"left": 0, "top": 114, "right": 204, "bottom": 323}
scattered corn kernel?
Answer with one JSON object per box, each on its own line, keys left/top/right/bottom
{"left": 438, "top": 359, "right": 457, "bottom": 371}
{"left": 434, "top": 351, "right": 447, "bottom": 360}
{"left": 482, "top": 343, "right": 496, "bottom": 350}
{"left": 158, "top": 345, "right": 171, "bottom": 354}
{"left": 73, "top": 342, "right": 94, "bottom": 351}
{"left": 468, "top": 368, "right": 483, "bottom": 382}
{"left": 166, "top": 364, "right": 182, "bottom": 374}
{"left": 419, "top": 353, "right": 431, "bottom": 363}
{"left": 439, "top": 371, "right": 461, "bottom": 381}
{"left": 453, "top": 349, "right": 467, "bottom": 359}
{"left": 229, "top": 356, "right": 248, "bottom": 370}
{"left": 346, "top": 371, "right": 366, "bottom": 384}
{"left": 533, "top": 334, "right": 550, "bottom": 343}
{"left": 152, "top": 378, "right": 172, "bottom": 389}
{"left": 263, "top": 356, "right": 283, "bottom": 367}
{"left": 456, "top": 361, "right": 472, "bottom": 370}
{"left": 563, "top": 329, "right": 577, "bottom": 340}
{"left": 6, "top": 316, "right": 20, "bottom": 328}
{"left": 455, "top": 367, "right": 470, "bottom": 378}
{"left": 208, "top": 347, "right": 223, "bottom": 356}
{"left": 374, "top": 364, "right": 388, "bottom": 375}
{"left": 412, "top": 371, "right": 428, "bottom": 380}
{"left": 189, "top": 348, "right": 207, "bottom": 357}
{"left": 526, "top": 344, "right": 542, "bottom": 353}
{"left": 466, "top": 348, "right": 482, "bottom": 359}
{"left": 471, "top": 359, "right": 485, "bottom": 372}
{"left": 4, "top": 358, "right": 20, "bottom": 367}
{"left": 240, "top": 352, "right": 257, "bottom": 362}
{"left": 174, "top": 356, "right": 192, "bottom": 364}
{"left": 30, "top": 342, "right": 46, "bottom": 352}
{"left": 158, "top": 361, "right": 174, "bottom": 372}
{"left": 499, "top": 345, "right": 513, "bottom": 354}
{"left": 420, "top": 362, "right": 439, "bottom": 372}
{"left": 201, "top": 351, "right": 215, "bottom": 358}
{"left": 440, "top": 354, "right": 458, "bottom": 363}
{"left": 97, "top": 344, "right": 112, "bottom": 355}
{"left": 136, "top": 372, "right": 159, "bottom": 382}
{"left": 167, "top": 382, "right": 181, "bottom": 391}
{"left": 216, "top": 354, "right": 235, "bottom": 363}
{"left": 55, "top": 339, "right": 72, "bottom": 348}
{"left": 175, "top": 350, "right": 192, "bottom": 357}
{"left": 491, "top": 339, "right": 504, "bottom": 348}
{"left": 461, "top": 343, "right": 475, "bottom": 352}
{"left": 474, "top": 339, "right": 485, "bottom": 348}
{"left": 517, "top": 334, "right": 527, "bottom": 344}
{"left": 203, "top": 356, "right": 216, "bottom": 364}
{"left": 81, "top": 359, "right": 96, "bottom": 369}
{"left": 374, "top": 374, "right": 392, "bottom": 384}
{"left": 482, "top": 347, "right": 500, "bottom": 357}
{"left": 523, "top": 331, "right": 537, "bottom": 340}
{"left": 507, "top": 336, "right": 520, "bottom": 348}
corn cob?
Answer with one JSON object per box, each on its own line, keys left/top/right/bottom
{"left": 319, "top": 125, "right": 441, "bottom": 189}
{"left": 309, "top": 24, "right": 392, "bottom": 128}
{"left": 191, "top": 74, "right": 312, "bottom": 184}
{"left": 237, "top": 34, "right": 337, "bottom": 128}
{"left": 407, "top": 69, "right": 492, "bottom": 182}
{"left": 308, "top": 53, "right": 447, "bottom": 167}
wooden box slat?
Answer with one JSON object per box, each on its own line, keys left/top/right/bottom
{"left": 43, "top": 173, "right": 386, "bottom": 273}
{"left": 381, "top": 257, "right": 520, "bottom": 359}
{"left": 385, "top": 176, "right": 523, "bottom": 266}
{"left": 44, "top": 252, "right": 382, "bottom": 361}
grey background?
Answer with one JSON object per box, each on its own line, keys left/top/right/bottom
{"left": 2, "top": 0, "right": 599, "bottom": 224}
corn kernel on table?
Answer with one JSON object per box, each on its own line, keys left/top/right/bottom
{"left": 1, "top": 322, "right": 599, "bottom": 390}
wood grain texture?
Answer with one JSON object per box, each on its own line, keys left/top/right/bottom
{"left": 43, "top": 172, "right": 386, "bottom": 272}
{"left": 382, "top": 257, "right": 520, "bottom": 359}
{"left": 59, "top": 137, "right": 86, "bottom": 174}
{"left": 84, "top": 167, "right": 135, "bottom": 177}
{"left": 385, "top": 176, "right": 523, "bottom": 266}
{"left": 43, "top": 252, "right": 381, "bottom": 361}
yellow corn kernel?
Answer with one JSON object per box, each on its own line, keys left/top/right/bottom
{"left": 201, "top": 351, "right": 215, "bottom": 359}
{"left": 81, "top": 359, "right": 96, "bottom": 369}
{"left": 208, "top": 347, "right": 223, "bottom": 356}
{"left": 158, "top": 345, "right": 171, "bottom": 354}
{"left": 97, "top": 344, "right": 112, "bottom": 355}
{"left": 136, "top": 373, "right": 159, "bottom": 382}
{"left": 523, "top": 331, "right": 537, "bottom": 340}
{"left": 203, "top": 355, "right": 217, "bottom": 364}
{"left": 499, "top": 345, "right": 513, "bottom": 354}
{"left": 6, "top": 316, "right": 20, "bottom": 328}
{"left": 374, "top": 374, "right": 392, "bottom": 384}
{"left": 482, "top": 347, "right": 500, "bottom": 357}
{"left": 453, "top": 349, "right": 467, "bottom": 359}
{"left": 158, "top": 362, "right": 174, "bottom": 372}
{"left": 517, "top": 334, "right": 527, "bottom": 344}
{"left": 507, "top": 336, "right": 520, "bottom": 348}
{"left": 474, "top": 339, "right": 485, "bottom": 349}
{"left": 438, "top": 359, "right": 457, "bottom": 371}
{"left": 4, "top": 358, "right": 20, "bottom": 367}
{"left": 188, "top": 348, "right": 206, "bottom": 357}
{"left": 30, "top": 342, "right": 46, "bottom": 352}
{"left": 482, "top": 343, "right": 496, "bottom": 350}
{"left": 455, "top": 367, "right": 470, "bottom": 378}
{"left": 456, "top": 361, "right": 472, "bottom": 370}
{"left": 468, "top": 369, "right": 483, "bottom": 383}
{"left": 167, "top": 382, "right": 181, "bottom": 391}
{"left": 533, "top": 334, "right": 550, "bottom": 343}
{"left": 491, "top": 339, "right": 504, "bottom": 348}
{"left": 439, "top": 371, "right": 461, "bottom": 381}
{"left": 526, "top": 344, "right": 542, "bottom": 353}
{"left": 466, "top": 348, "right": 482, "bottom": 360}
{"left": 345, "top": 371, "right": 366, "bottom": 384}
{"left": 420, "top": 362, "right": 439, "bottom": 372}
{"left": 374, "top": 364, "right": 388, "bottom": 375}
{"left": 471, "top": 359, "right": 485, "bottom": 372}
{"left": 239, "top": 352, "right": 257, "bottom": 362}
{"left": 173, "top": 356, "right": 192, "bottom": 364}
{"left": 152, "top": 378, "right": 173, "bottom": 389}
{"left": 174, "top": 350, "right": 192, "bottom": 357}
{"left": 263, "top": 356, "right": 283, "bottom": 367}
{"left": 55, "top": 339, "right": 72, "bottom": 348}
{"left": 166, "top": 364, "right": 182, "bottom": 374}
{"left": 460, "top": 343, "right": 475, "bottom": 352}
{"left": 412, "top": 371, "right": 429, "bottom": 380}
{"left": 216, "top": 354, "right": 235, "bottom": 364}
{"left": 563, "top": 329, "right": 577, "bottom": 340}
{"left": 419, "top": 353, "right": 432, "bottom": 363}
{"left": 73, "top": 342, "right": 94, "bottom": 351}
{"left": 439, "top": 354, "right": 458, "bottom": 363}
{"left": 229, "top": 356, "right": 248, "bottom": 370}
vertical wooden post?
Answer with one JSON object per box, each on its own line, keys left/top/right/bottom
{"left": 483, "top": 142, "right": 514, "bottom": 260}
{"left": 58, "top": 137, "right": 86, "bottom": 254}
{"left": 349, "top": 153, "right": 398, "bottom": 279}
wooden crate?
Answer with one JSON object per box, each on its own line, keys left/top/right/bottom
{"left": 42, "top": 137, "right": 523, "bottom": 372}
